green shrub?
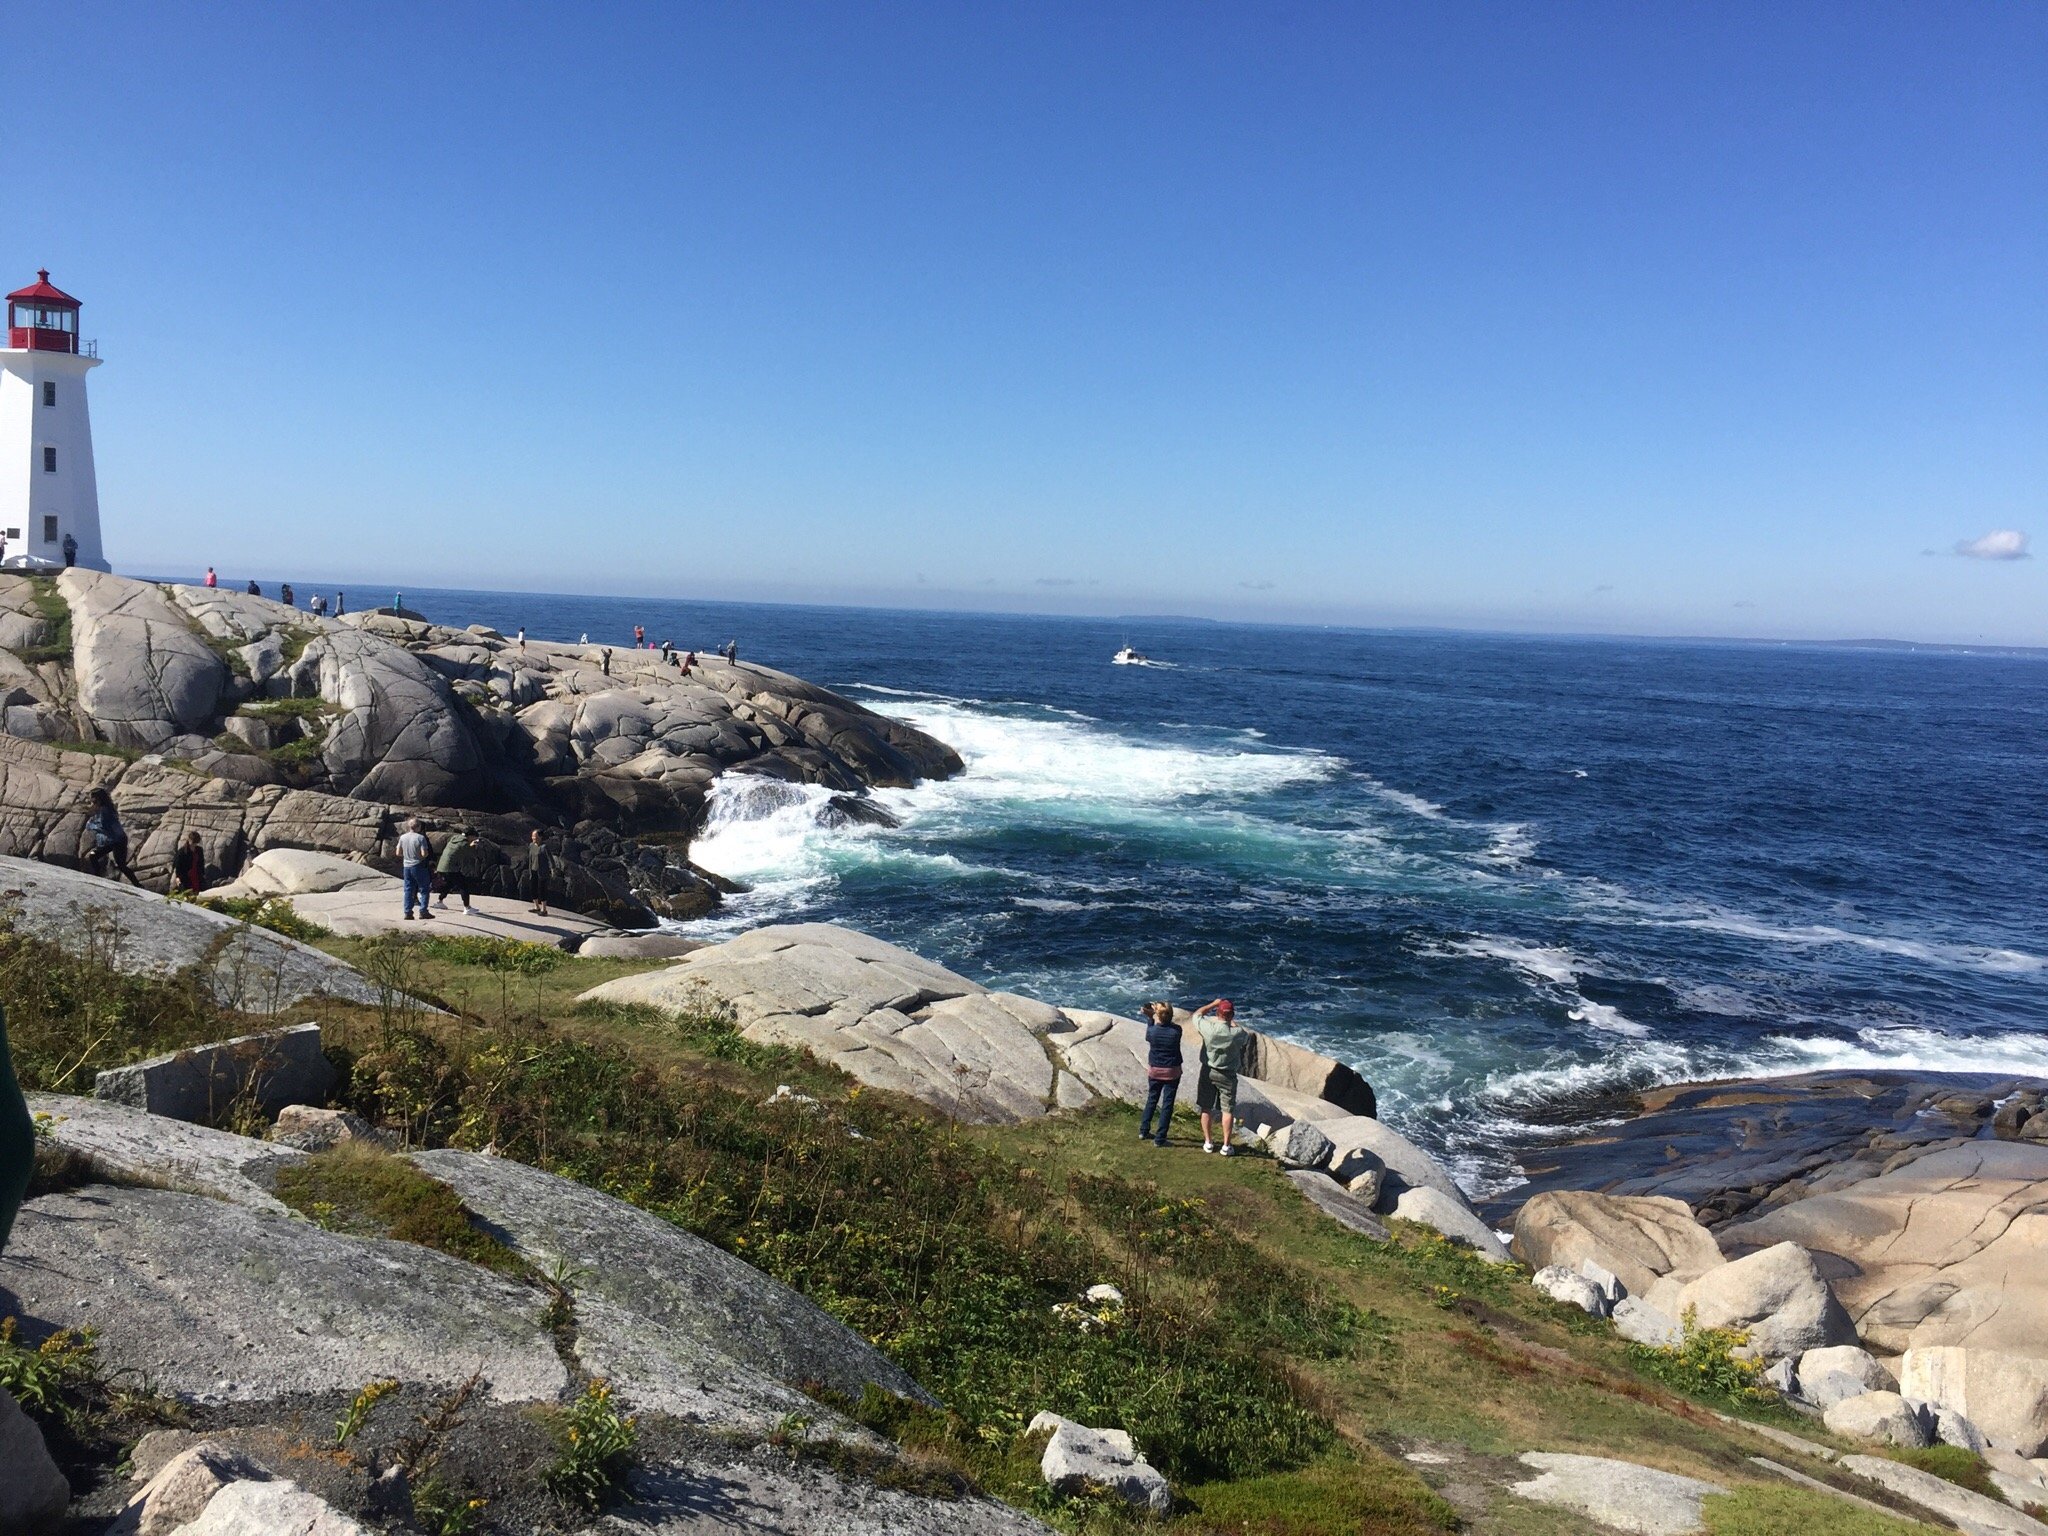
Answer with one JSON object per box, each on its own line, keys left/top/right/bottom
{"left": 544, "top": 1379, "right": 637, "bottom": 1512}
{"left": 0, "top": 1316, "right": 99, "bottom": 1428}
{"left": 417, "top": 934, "right": 564, "bottom": 974}
{"left": 198, "top": 894, "right": 330, "bottom": 942}
{"left": 575, "top": 994, "right": 802, "bottom": 1073}
{"left": 18, "top": 579, "right": 72, "bottom": 664}
{"left": 1625, "top": 1309, "right": 1779, "bottom": 1412}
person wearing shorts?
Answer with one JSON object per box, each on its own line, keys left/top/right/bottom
{"left": 1192, "top": 998, "right": 1246, "bottom": 1154}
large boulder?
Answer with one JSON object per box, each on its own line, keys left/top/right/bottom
{"left": 1392, "top": 1186, "right": 1512, "bottom": 1263}
{"left": 0, "top": 856, "right": 382, "bottom": 1012}
{"left": 1030, "top": 1413, "right": 1172, "bottom": 1514}
{"left": 1841, "top": 1455, "right": 2048, "bottom": 1536}
{"left": 1796, "top": 1345, "right": 1895, "bottom": 1409}
{"left": 0, "top": 1385, "right": 68, "bottom": 1535}
{"left": 28, "top": 1093, "right": 305, "bottom": 1213}
{"left": 412, "top": 1148, "right": 933, "bottom": 1415}
{"left": 1651, "top": 1241, "right": 1855, "bottom": 1360}
{"left": 1532, "top": 1265, "right": 1612, "bottom": 1317}
{"left": 1717, "top": 1140, "right": 2048, "bottom": 1356}
{"left": 1509, "top": 1452, "right": 1721, "bottom": 1535}
{"left": 1510, "top": 1191, "right": 1722, "bottom": 1300}
{"left": 1824, "top": 1391, "right": 1932, "bottom": 1448}
{"left": 1899, "top": 1347, "right": 2048, "bottom": 1457}
{"left": 1267, "top": 1119, "right": 1334, "bottom": 1171}
{"left": 0, "top": 1186, "right": 569, "bottom": 1405}
{"left": 204, "top": 847, "right": 389, "bottom": 899}
{"left": 94, "top": 1023, "right": 336, "bottom": 1124}
{"left": 110, "top": 1442, "right": 273, "bottom": 1536}
{"left": 59, "top": 570, "right": 227, "bottom": 749}
{"left": 166, "top": 1478, "right": 369, "bottom": 1535}
{"left": 1313, "top": 1113, "right": 1474, "bottom": 1214}
{"left": 298, "top": 626, "right": 485, "bottom": 805}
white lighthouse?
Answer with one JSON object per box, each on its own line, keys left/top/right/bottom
{"left": 0, "top": 270, "right": 108, "bottom": 572}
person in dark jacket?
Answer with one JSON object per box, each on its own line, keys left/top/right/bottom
{"left": 435, "top": 829, "right": 476, "bottom": 913}
{"left": 0, "top": 1006, "right": 32, "bottom": 1257}
{"left": 85, "top": 787, "right": 139, "bottom": 885}
{"left": 172, "top": 830, "right": 205, "bottom": 894}
{"left": 525, "top": 829, "right": 552, "bottom": 915}
{"left": 1138, "top": 1001, "right": 1183, "bottom": 1147}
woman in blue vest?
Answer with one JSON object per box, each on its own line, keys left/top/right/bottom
{"left": 1138, "top": 1002, "right": 1182, "bottom": 1148}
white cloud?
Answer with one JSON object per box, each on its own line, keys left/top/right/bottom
{"left": 1953, "top": 529, "right": 2031, "bottom": 561}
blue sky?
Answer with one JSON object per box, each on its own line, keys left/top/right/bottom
{"left": 17, "top": 3, "right": 2046, "bottom": 642}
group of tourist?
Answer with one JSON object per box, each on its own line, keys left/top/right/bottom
{"left": 1138, "top": 998, "right": 1248, "bottom": 1152}
{"left": 396, "top": 819, "right": 553, "bottom": 920}
{"left": 200, "top": 568, "right": 344, "bottom": 616}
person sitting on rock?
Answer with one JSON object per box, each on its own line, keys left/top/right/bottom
{"left": 1192, "top": 999, "right": 1246, "bottom": 1155}
{"left": 435, "top": 829, "right": 476, "bottom": 914}
{"left": 681, "top": 650, "right": 697, "bottom": 676}
{"left": 1138, "top": 1002, "right": 1183, "bottom": 1148}
{"left": 398, "top": 818, "right": 434, "bottom": 921}
{"left": 525, "top": 828, "right": 552, "bottom": 916}
{"left": 246, "top": 579, "right": 261, "bottom": 596}
{"left": 84, "top": 787, "right": 140, "bottom": 886}
{"left": 172, "top": 830, "right": 206, "bottom": 895}
{"left": 204, "top": 565, "right": 217, "bottom": 588}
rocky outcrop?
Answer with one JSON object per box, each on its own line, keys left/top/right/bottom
{"left": 0, "top": 855, "right": 382, "bottom": 1011}
{"left": 1645, "top": 1242, "right": 1856, "bottom": 1361}
{"left": 1717, "top": 1140, "right": 2048, "bottom": 1357}
{"left": 27, "top": 1093, "right": 305, "bottom": 1212}
{"left": 0, "top": 574, "right": 963, "bottom": 926}
{"left": 579, "top": 923, "right": 1373, "bottom": 1131}
{"left": 1841, "top": 1455, "right": 2048, "bottom": 1536}
{"left": 1508, "top": 1452, "right": 1721, "bottom": 1535}
{"left": 1510, "top": 1191, "right": 1722, "bottom": 1300}
{"left": 94, "top": 1022, "right": 335, "bottom": 1122}
{"left": 0, "top": 1385, "right": 68, "bottom": 1535}
{"left": 1899, "top": 1347, "right": 2048, "bottom": 1458}
{"left": 1822, "top": 1391, "right": 1930, "bottom": 1449}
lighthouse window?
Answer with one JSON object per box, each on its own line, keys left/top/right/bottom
{"left": 42, "top": 446, "right": 56, "bottom": 473}
{"left": 43, "top": 516, "right": 58, "bottom": 544}
{"left": 41, "top": 382, "right": 55, "bottom": 407}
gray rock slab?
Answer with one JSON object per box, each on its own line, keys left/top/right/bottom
{"left": 27, "top": 1092, "right": 304, "bottom": 1213}
{"left": 1511, "top": 1190, "right": 1723, "bottom": 1300}
{"left": 0, "top": 1385, "right": 69, "bottom": 1535}
{"left": 1823, "top": 1390, "right": 1932, "bottom": 1448}
{"left": 575, "top": 931, "right": 706, "bottom": 960}
{"left": 1532, "top": 1265, "right": 1611, "bottom": 1317}
{"left": 169, "top": 1477, "right": 371, "bottom": 1535}
{"left": 1391, "top": 1186, "right": 1513, "bottom": 1263}
{"left": 1746, "top": 1456, "right": 1911, "bottom": 1521}
{"left": 1613, "top": 1296, "right": 1685, "bottom": 1348}
{"left": 60, "top": 570, "right": 227, "bottom": 749}
{"left": 283, "top": 886, "right": 610, "bottom": 948}
{"left": 603, "top": 1449, "right": 1055, "bottom": 1535}
{"left": 1900, "top": 1345, "right": 2048, "bottom": 1458}
{"left": 1311, "top": 1113, "right": 1475, "bottom": 1212}
{"left": 412, "top": 1148, "right": 933, "bottom": 1406}
{"left": 0, "top": 854, "right": 382, "bottom": 1011}
{"left": 1268, "top": 1119, "right": 1335, "bottom": 1171}
{"left": 95, "top": 1023, "right": 335, "bottom": 1124}
{"left": 110, "top": 1441, "right": 274, "bottom": 1536}
{"left": 1666, "top": 1241, "right": 1856, "bottom": 1361}
{"left": 1285, "top": 1168, "right": 1391, "bottom": 1238}
{"left": 0, "top": 1186, "right": 566, "bottom": 1405}
{"left": 1843, "top": 1454, "right": 2048, "bottom": 1536}
{"left": 1036, "top": 1415, "right": 1171, "bottom": 1513}
{"left": 1510, "top": 1452, "right": 1722, "bottom": 1535}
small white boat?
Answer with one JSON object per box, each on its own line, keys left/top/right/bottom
{"left": 1112, "top": 645, "right": 1149, "bottom": 665}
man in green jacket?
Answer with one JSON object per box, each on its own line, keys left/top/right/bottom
{"left": 0, "top": 1007, "right": 33, "bottom": 1255}
{"left": 1192, "top": 999, "right": 1246, "bottom": 1156}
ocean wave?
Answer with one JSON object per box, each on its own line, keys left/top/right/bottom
{"left": 1433, "top": 936, "right": 1650, "bottom": 1037}
{"left": 1749, "top": 1026, "right": 2048, "bottom": 1079}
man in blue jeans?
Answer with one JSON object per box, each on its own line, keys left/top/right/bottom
{"left": 398, "top": 818, "right": 434, "bottom": 920}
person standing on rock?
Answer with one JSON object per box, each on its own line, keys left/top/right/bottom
{"left": 172, "top": 830, "right": 206, "bottom": 895}
{"left": 1138, "top": 1002, "right": 1183, "bottom": 1148}
{"left": 62, "top": 532, "right": 77, "bottom": 568}
{"left": 310, "top": 592, "right": 327, "bottom": 617}
{"left": 524, "top": 829, "right": 553, "bottom": 916}
{"left": 1192, "top": 999, "right": 1245, "bottom": 1155}
{"left": 280, "top": 583, "right": 294, "bottom": 607}
{"left": 634, "top": 623, "right": 645, "bottom": 649}
{"left": 724, "top": 640, "right": 738, "bottom": 663}
{"left": 517, "top": 626, "right": 527, "bottom": 655}
{"left": 0, "top": 1006, "right": 32, "bottom": 1258}
{"left": 84, "top": 787, "right": 140, "bottom": 886}
{"left": 435, "top": 829, "right": 476, "bottom": 913}
{"left": 336, "top": 591, "right": 345, "bottom": 616}
{"left": 398, "top": 818, "right": 434, "bottom": 921}
{"left": 601, "top": 648, "right": 612, "bottom": 677}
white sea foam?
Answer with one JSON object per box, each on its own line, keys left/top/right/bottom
{"left": 1435, "top": 937, "right": 1650, "bottom": 1037}
{"left": 1364, "top": 780, "right": 1447, "bottom": 819}
{"left": 1748, "top": 1026, "right": 2048, "bottom": 1079}
{"left": 1582, "top": 895, "right": 2047, "bottom": 977}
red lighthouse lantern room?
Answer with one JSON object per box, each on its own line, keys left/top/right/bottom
{"left": 7, "top": 270, "right": 83, "bottom": 353}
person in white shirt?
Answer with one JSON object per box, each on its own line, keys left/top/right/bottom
{"left": 398, "top": 818, "right": 434, "bottom": 921}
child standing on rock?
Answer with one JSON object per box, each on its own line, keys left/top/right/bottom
{"left": 1138, "top": 1002, "right": 1182, "bottom": 1148}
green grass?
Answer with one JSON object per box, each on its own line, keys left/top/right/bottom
{"left": 197, "top": 893, "right": 331, "bottom": 943}
{"left": 1703, "top": 1485, "right": 1944, "bottom": 1534}
{"left": 273, "top": 1141, "right": 528, "bottom": 1277}
{"left": 1175, "top": 1452, "right": 1460, "bottom": 1535}
{"left": 235, "top": 695, "right": 333, "bottom": 720}
{"left": 417, "top": 933, "right": 566, "bottom": 974}
{"left": 1883, "top": 1444, "right": 2006, "bottom": 1502}
{"left": 45, "top": 739, "right": 139, "bottom": 761}
{"left": 17, "top": 578, "right": 72, "bottom": 663}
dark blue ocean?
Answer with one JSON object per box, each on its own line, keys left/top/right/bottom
{"left": 286, "top": 584, "right": 2048, "bottom": 1189}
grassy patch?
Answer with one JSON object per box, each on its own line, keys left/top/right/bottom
{"left": 575, "top": 994, "right": 804, "bottom": 1073}
{"left": 45, "top": 738, "right": 139, "bottom": 760}
{"left": 0, "top": 915, "right": 228, "bottom": 1092}
{"left": 17, "top": 577, "right": 72, "bottom": 663}
{"left": 197, "top": 893, "right": 331, "bottom": 943}
{"left": 1177, "top": 1451, "right": 1460, "bottom": 1535}
{"left": 236, "top": 695, "right": 333, "bottom": 720}
{"left": 1703, "top": 1484, "right": 1944, "bottom": 1534}
{"left": 418, "top": 933, "right": 566, "bottom": 974}
{"left": 273, "top": 1141, "right": 527, "bottom": 1277}
{"left": 1883, "top": 1444, "right": 2005, "bottom": 1502}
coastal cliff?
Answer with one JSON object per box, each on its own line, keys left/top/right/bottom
{"left": 0, "top": 572, "right": 959, "bottom": 924}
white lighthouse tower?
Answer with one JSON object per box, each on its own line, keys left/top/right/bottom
{"left": 0, "top": 270, "right": 109, "bottom": 572}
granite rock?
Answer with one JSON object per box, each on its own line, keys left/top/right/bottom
{"left": 94, "top": 1022, "right": 335, "bottom": 1124}
{"left": 0, "top": 1385, "right": 68, "bottom": 1535}
{"left": 1823, "top": 1391, "right": 1931, "bottom": 1448}
{"left": 1510, "top": 1190, "right": 1723, "bottom": 1300}
{"left": 1510, "top": 1452, "right": 1721, "bottom": 1535}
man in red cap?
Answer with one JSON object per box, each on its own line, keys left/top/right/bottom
{"left": 1191, "top": 998, "right": 1246, "bottom": 1155}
